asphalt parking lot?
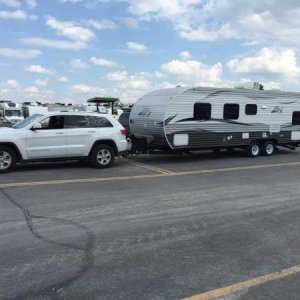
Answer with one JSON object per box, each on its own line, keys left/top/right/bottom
{"left": 1, "top": 148, "right": 300, "bottom": 300}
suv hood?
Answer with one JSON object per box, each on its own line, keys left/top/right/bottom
{"left": 0, "top": 127, "right": 16, "bottom": 134}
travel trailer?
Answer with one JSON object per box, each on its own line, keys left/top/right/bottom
{"left": 22, "top": 102, "right": 48, "bottom": 118}
{"left": 0, "top": 101, "right": 24, "bottom": 126}
{"left": 130, "top": 86, "right": 300, "bottom": 157}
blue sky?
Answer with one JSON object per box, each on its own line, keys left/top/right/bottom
{"left": 0, "top": 0, "right": 300, "bottom": 103}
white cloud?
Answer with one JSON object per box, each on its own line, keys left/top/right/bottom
{"left": 46, "top": 16, "right": 95, "bottom": 42}
{"left": 2, "top": 79, "right": 19, "bottom": 88}
{"left": 0, "top": 79, "right": 56, "bottom": 102}
{"left": 90, "top": 57, "right": 118, "bottom": 67}
{"left": 34, "top": 78, "right": 48, "bottom": 87}
{"left": 121, "top": 17, "right": 139, "bottom": 29}
{"left": 227, "top": 48, "right": 300, "bottom": 77}
{"left": 0, "top": 48, "right": 41, "bottom": 59}
{"left": 161, "top": 56, "right": 223, "bottom": 86}
{"left": 26, "top": 0, "right": 37, "bottom": 8}
{"left": 71, "top": 84, "right": 106, "bottom": 94}
{"left": 20, "top": 37, "right": 87, "bottom": 50}
{"left": 26, "top": 65, "right": 55, "bottom": 75}
{"left": 0, "top": 9, "right": 36, "bottom": 20}
{"left": 124, "top": 0, "right": 300, "bottom": 48}
{"left": 85, "top": 19, "right": 118, "bottom": 30}
{"left": 106, "top": 71, "right": 128, "bottom": 81}
{"left": 69, "top": 58, "right": 88, "bottom": 69}
{"left": 57, "top": 76, "right": 69, "bottom": 83}
{"left": 126, "top": 41, "right": 147, "bottom": 52}
{"left": 127, "top": 0, "right": 199, "bottom": 20}
{"left": 0, "top": 0, "right": 20, "bottom": 8}
{"left": 179, "top": 51, "right": 192, "bottom": 60}
{"left": 60, "top": 0, "right": 83, "bottom": 3}
{"left": 23, "top": 85, "right": 39, "bottom": 93}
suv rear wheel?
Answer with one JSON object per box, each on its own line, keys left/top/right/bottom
{"left": 0, "top": 146, "right": 17, "bottom": 173}
{"left": 91, "top": 144, "right": 115, "bottom": 168}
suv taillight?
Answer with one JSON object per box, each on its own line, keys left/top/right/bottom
{"left": 120, "top": 129, "right": 127, "bottom": 135}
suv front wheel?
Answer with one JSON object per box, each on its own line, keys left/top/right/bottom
{"left": 91, "top": 144, "right": 115, "bottom": 168}
{"left": 0, "top": 146, "right": 17, "bottom": 173}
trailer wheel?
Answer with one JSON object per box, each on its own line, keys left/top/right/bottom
{"left": 0, "top": 146, "right": 17, "bottom": 173}
{"left": 247, "top": 142, "right": 261, "bottom": 157}
{"left": 262, "top": 141, "right": 276, "bottom": 156}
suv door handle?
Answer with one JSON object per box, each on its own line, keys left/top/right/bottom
{"left": 56, "top": 132, "right": 65, "bottom": 135}
{"left": 88, "top": 130, "right": 96, "bottom": 133}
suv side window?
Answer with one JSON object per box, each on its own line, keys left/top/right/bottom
{"left": 40, "top": 116, "right": 65, "bottom": 129}
{"left": 66, "top": 115, "right": 91, "bottom": 128}
{"left": 88, "top": 116, "right": 113, "bottom": 128}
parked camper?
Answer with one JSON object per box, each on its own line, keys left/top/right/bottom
{"left": 0, "top": 101, "right": 23, "bottom": 126}
{"left": 130, "top": 86, "right": 300, "bottom": 157}
{"left": 22, "top": 103, "right": 48, "bottom": 118}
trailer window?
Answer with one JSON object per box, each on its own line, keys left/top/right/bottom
{"left": 224, "top": 104, "right": 239, "bottom": 120}
{"left": 292, "top": 112, "right": 300, "bottom": 125}
{"left": 194, "top": 103, "right": 211, "bottom": 120}
{"left": 245, "top": 104, "right": 257, "bottom": 115}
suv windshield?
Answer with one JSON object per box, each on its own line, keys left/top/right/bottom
{"left": 5, "top": 110, "right": 21, "bottom": 117}
{"left": 12, "top": 114, "right": 43, "bottom": 129}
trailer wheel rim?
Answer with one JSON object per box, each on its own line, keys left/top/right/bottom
{"left": 251, "top": 144, "right": 260, "bottom": 156}
{"left": 0, "top": 151, "right": 12, "bottom": 170}
{"left": 266, "top": 143, "right": 274, "bottom": 155}
{"left": 96, "top": 149, "right": 112, "bottom": 165}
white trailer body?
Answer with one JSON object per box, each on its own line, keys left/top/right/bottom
{"left": 22, "top": 105, "right": 48, "bottom": 118}
{"left": 0, "top": 101, "right": 24, "bottom": 125}
{"left": 130, "top": 87, "right": 300, "bottom": 151}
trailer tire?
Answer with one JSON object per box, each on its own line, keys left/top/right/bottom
{"left": 0, "top": 146, "right": 17, "bottom": 173}
{"left": 247, "top": 142, "right": 261, "bottom": 157}
{"left": 262, "top": 141, "right": 276, "bottom": 156}
{"left": 90, "top": 144, "right": 115, "bottom": 168}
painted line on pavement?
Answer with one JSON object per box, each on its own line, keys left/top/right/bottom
{"left": 125, "top": 159, "right": 174, "bottom": 175}
{"left": 183, "top": 263, "right": 300, "bottom": 300}
{"left": 1, "top": 161, "right": 300, "bottom": 189}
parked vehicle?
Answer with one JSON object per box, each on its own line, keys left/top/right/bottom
{"left": 0, "top": 112, "right": 128, "bottom": 173}
{"left": 0, "top": 101, "right": 24, "bottom": 126}
{"left": 118, "top": 112, "right": 130, "bottom": 135}
{"left": 22, "top": 103, "right": 48, "bottom": 118}
{"left": 130, "top": 86, "right": 300, "bottom": 157}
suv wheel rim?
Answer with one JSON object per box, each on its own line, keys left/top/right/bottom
{"left": 251, "top": 144, "right": 259, "bottom": 156}
{"left": 266, "top": 144, "right": 274, "bottom": 155}
{"left": 0, "top": 151, "right": 12, "bottom": 170}
{"left": 97, "top": 149, "right": 111, "bottom": 165}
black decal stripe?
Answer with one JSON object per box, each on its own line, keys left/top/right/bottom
{"left": 175, "top": 118, "right": 254, "bottom": 126}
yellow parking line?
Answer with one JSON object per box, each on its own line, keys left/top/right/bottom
{"left": 0, "top": 173, "right": 166, "bottom": 189}
{"left": 1, "top": 161, "right": 300, "bottom": 189}
{"left": 125, "top": 159, "right": 174, "bottom": 175}
{"left": 175, "top": 161, "right": 300, "bottom": 176}
{"left": 183, "top": 264, "right": 300, "bottom": 300}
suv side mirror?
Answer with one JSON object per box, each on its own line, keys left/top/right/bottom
{"left": 30, "top": 122, "right": 42, "bottom": 131}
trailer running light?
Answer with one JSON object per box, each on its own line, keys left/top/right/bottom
{"left": 120, "top": 129, "right": 127, "bottom": 135}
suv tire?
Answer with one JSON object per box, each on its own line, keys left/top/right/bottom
{"left": 91, "top": 144, "right": 115, "bottom": 168}
{"left": 0, "top": 146, "right": 17, "bottom": 173}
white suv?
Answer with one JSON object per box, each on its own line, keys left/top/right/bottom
{"left": 0, "top": 112, "right": 129, "bottom": 173}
